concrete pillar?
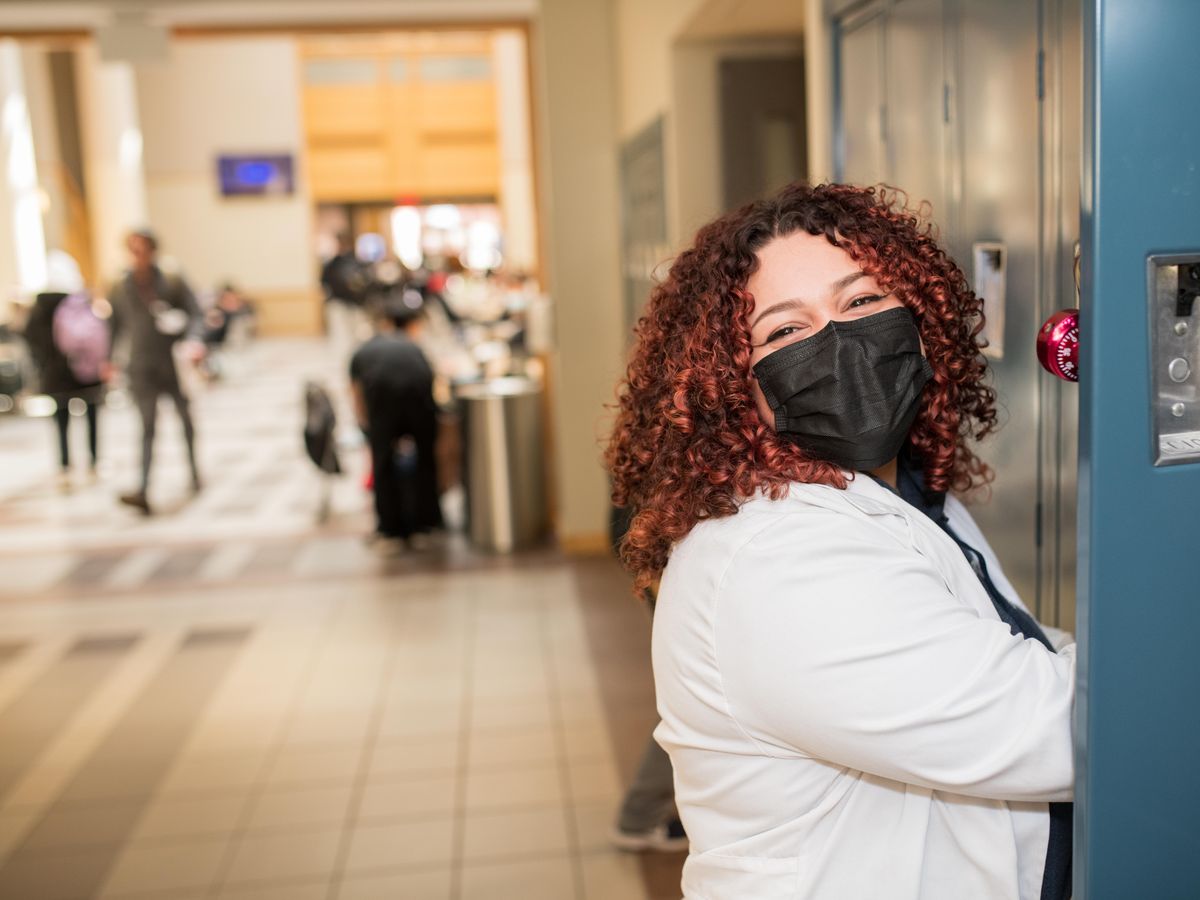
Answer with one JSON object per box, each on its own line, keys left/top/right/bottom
{"left": 493, "top": 28, "right": 539, "bottom": 277}
{"left": 804, "top": 0, "right": 835, "bottom": 182}
{"left": 74, "top": 44, "right": 147, "bottom": 285}
{"left": 534, "top": 0, "right": 624, "bottom": 551}
{"left": 19, "top": 46, "right": 68, "bottom": 264}
{"left": 0, "top": 39, "right": 47, "bottom": 295}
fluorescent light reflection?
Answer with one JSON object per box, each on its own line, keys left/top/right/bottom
{"left": 22, "top": 395, "right": 57, "bottom": 418}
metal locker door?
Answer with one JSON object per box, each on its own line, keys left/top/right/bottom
{"left": 885, "top": 0, "right": 947, "bottom": 220}
{"left": 948, "top": 0, "right": 1043, "bottom": 605}
{"left": 1038, "top": 0, "right": 1082, "bottom": 634}
{"left": 835, "top": 7, "right": 888, "bottom": 186}
{"left": 1077, "top": 0, "right": 1200, "bottom": 895}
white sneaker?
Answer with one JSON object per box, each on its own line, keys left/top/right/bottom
{"left": 610, "top": 819, "right": 688, "bottom": 853}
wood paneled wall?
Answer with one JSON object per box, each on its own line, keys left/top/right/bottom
{"left": 299, "top": 33, "right": 500, "bottom": 202}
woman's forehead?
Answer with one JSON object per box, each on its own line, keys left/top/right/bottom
{"left": 747, "top": 232, "right": 870, "bottom": 307}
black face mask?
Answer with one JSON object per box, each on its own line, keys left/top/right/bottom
{"left": 752, "top": 306, "right": 933, "bottom": 471}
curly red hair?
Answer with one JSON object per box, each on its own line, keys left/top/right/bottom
{"left": 605, "top": 182, "right": 997, "bottom": 593}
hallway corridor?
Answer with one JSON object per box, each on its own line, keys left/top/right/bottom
{"left": 0, "top": 340, "right": 680, "bottom": 899}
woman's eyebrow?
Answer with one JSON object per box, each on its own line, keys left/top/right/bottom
{"left": 749, "top": 271, "right": 868, "bottom": 330}
{"left": 750, "top": 298, "right": 805, "bottom": 330}
{"left": 829, "top": 270, "right": 868, "bottom": 293}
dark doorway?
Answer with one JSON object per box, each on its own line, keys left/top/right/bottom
{"left": 719, "top": 55, "right": 807, "bottom": 209}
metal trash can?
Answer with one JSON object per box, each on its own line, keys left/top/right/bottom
{"left": 456, "top": 376, "right": 547, "bottom": 552}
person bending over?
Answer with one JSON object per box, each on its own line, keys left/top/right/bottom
{"left": 350, "top": 299, "right": 443, "bottom": 547}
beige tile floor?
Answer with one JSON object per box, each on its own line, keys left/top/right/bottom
{"left": 0, "top": 339, "right": 676, "bottom": 899}
{"left": 0, "top": 570, "right": 658, "bottom": 899}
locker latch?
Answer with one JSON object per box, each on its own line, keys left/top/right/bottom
{"left": 1149, "top": 254, "right": 1200, "bottom": 466}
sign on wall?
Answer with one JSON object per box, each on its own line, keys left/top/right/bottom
{"left": 216, "top": 155, "right": 295, "bottom": 197}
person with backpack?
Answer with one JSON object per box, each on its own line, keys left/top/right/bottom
{"left": 108, "top": 229, "right": 204, "bottom": 515}
{"left": 23, "top": 250, "right": 110, "bottom": 489}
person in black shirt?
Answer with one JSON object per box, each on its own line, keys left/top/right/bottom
{"left": 349, "top": 298, "right": 442, "bottom": 546}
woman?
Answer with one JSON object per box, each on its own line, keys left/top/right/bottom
{"left": 24, "top": 251, "right": 107, "bottom": 487}
{"left": 606, "top": 183, "right": 1074, "bottom": 900}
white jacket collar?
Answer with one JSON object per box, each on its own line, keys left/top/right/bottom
{"left": 746, "top": 470, "right": 916, "bottom": 520}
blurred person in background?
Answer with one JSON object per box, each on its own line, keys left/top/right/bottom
{"left": 200, "top": 282, "right": 257, "bottom": 379}
{"left": 108, "top": 229, "right": 204, "bottom": 515}
{"left": 23, "top": 250, "right": 110, "bottom": 489}
{"left": 607, "top": 504, "right": 688, "bottom": 854}
{"left": 612, "top": 732, "right": 688, "bottom": 852}
{"left": 202, "top": 282, "right": 256, "bottom": 348}
{"left": 321, "top": 231, "right": 370, "bottom": 368}
{"left": 350, "top": 293, "right": 443, "bottom": 549}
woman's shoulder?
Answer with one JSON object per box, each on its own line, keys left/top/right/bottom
{"left": 679, "top": 483, "right": 826, "bottom": 541}
{"left": 673, "top": 477, "right": 909, "bottom": 566}
{"left": 659, "top": 479, "right": 922, "bottom": 635}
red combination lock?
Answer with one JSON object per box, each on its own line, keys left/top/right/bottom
{"left": 1037, "top": 309, "right": 1080, "bottom": 382}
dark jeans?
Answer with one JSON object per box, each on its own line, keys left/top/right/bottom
{"left": 133, "top": 380, "right": 198, "bottom": 492}
{"left": 52, "top": 401, "right": 98, "bottom": 470}
{"left": 368, "top": 420, "right": 441, "bottom": 539}
{"left": 618, "top": 733, "right": 676, "bottom": 832}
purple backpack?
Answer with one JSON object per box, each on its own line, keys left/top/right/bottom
{"left": 52, "top": 293, "right": 110, "bottom": 384}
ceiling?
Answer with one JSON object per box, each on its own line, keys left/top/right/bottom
{"left": 0, "top": 0, "right": 537, "bottom": 33}
{"left": 679, "top": 0, "right": 806, "bottom": 41}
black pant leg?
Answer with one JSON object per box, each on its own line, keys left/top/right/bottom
{"left": 413, "top": 428, "right": 443, "bottom": 531}
{"left": 164, "top": 380, "right": 199, "bottom": 483}
{"left": 134, "top": 388, "right": 159, "bottom": 493}
{"left": 369, "top": 426, "right": 405, "bottom": 537}
{"left": 53, "top": 405, "right": 70, "bottom": 469}
{"left": 85, "top": 401, "right": 99, "bottom": 466}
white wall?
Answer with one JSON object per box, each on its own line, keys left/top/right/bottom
{"left": 20, "top": 47, "right": 69, "bottom": 261}
{"left": 134, "top": 36, "right": 313, "bottom": 298}
{"left": 612, "top": 0, "right": 706, "bottom": 252}
{"left": 672, "top": 36, "right": 804, "bottom": 244}
{"left": 614, "top": 2, "right": 805, "bottom": 247}
{"left": 0, "top": 40, "right": 47, "bottom": 295}
{"left": 671, "top": 42, "right": 724, "bottom": 243}
{"left": 613, "top": 0, "right": 706, "bottom": 141}
{"left": 76, "top": 45, "right": 149, "bottom": 285}
{"left": 493, "top": 28, "right": 539, "bottom": 276}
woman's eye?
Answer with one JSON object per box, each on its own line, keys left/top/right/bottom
{"left": 848, "top": 294, "right": 885, "bottom": 309}
{"left": 848, "top": 293, "right": 885, "bottom": 309}
{"left": 766, "top": 324, "right": 803, "bottom": 343}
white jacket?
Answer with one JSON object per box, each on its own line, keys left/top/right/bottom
{"left": 653, "top": 474, "right": 1075, "bottom": 900}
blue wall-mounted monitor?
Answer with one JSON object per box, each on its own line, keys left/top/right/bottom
{"left": 217, "top": 154, "right": 294, "bottom": 196}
